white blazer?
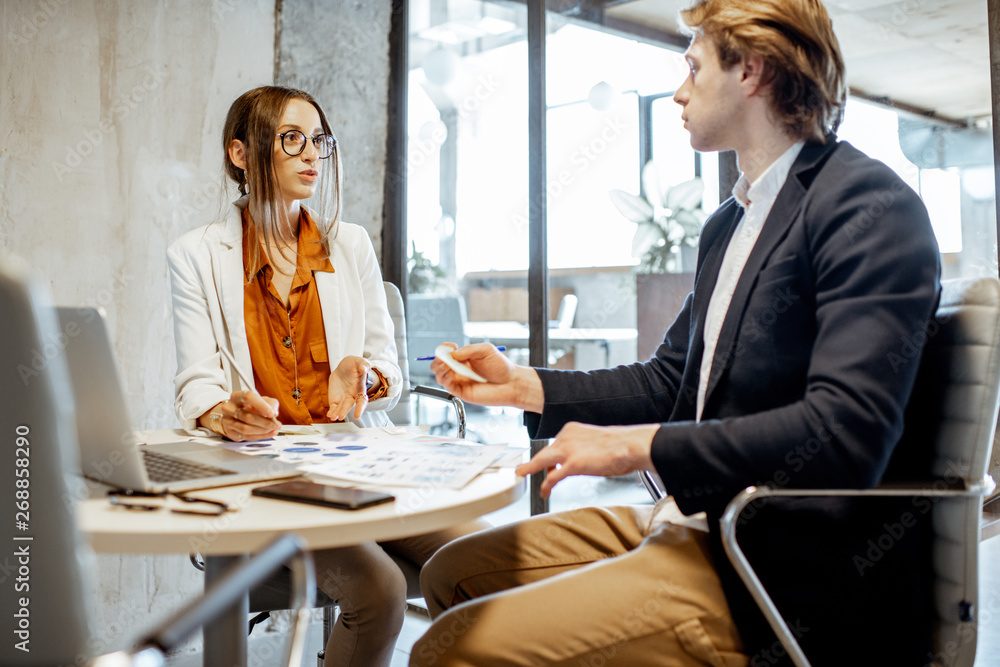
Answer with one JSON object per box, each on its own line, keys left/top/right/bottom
{"left": 167, "top": 198, "right": 402, "bottom": 432}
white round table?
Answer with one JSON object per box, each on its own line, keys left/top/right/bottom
{"left": 77, "top": 429, "right": 525, "bottom": 666}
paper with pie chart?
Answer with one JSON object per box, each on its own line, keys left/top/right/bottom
{"left": 204, "top": 427, "right": 524, "bottom": 489}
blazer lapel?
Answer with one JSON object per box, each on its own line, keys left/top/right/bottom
{"left": 211, "top": 206, "right": 254, "bottom": 390}
{"left": 691, "top": 200, "right": 743, "bottom": 323}
{"left": 671, "top": 200, "right": 742, "bottom": 421}
{"left": 701, "top": 140, "right": 837, "bottom": 410}
{"left": 315, "top": 270, "right": 342, "bottom": 362}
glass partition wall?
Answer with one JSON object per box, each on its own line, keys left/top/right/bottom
{"left": 406, "top": 0, "right": 532, "bottom": 471}
{"left": 406, "top": 0, "right": 707, "bottom": 518}
{"left": 403, "top": 0, "right": 997, "bottom": 522}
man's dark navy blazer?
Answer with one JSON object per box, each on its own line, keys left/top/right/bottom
{"left": 527, "top": 137, "right": 942, "bottom": 665}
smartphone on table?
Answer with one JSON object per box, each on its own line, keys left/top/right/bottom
{"left": 252, "top": 480, "right": 395, "bottom": 510}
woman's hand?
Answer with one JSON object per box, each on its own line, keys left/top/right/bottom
{"left": 430, "top": 343, "right": 544, "bottom": 412}
{"left": 327, "top": 355, "right": 372, "bottom": 421}
{"left": 199, "top": 390, "right": 281, "bottom": 442}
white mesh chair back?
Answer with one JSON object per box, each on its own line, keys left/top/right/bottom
{"left": 384, "top": 281, "right": 412, "bottom": 426}
{"left": 406, "top": 293, "right": 469, "bottom": 386}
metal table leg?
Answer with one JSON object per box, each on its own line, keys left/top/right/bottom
{"left": 204, "top": 554, "right": 249, "bottom": 667}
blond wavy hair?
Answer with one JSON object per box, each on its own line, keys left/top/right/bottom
{"left": 680, "top": 0, "right": 846, "bottom": 143}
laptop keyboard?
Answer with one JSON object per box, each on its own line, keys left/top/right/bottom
{"left": 141, "top": 449, "right": 237, "bottom": 483}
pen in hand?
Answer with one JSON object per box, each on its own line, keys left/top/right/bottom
{"left": 218, "top": 345, "right": 281, "bottom": 424}
{"left": 218, "top": 345, "right": 256, "bottom": 391}
{"left": 416, "top": 346, "right": 505, "bottom": 361}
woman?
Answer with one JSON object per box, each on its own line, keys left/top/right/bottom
{"left": 167, "top": 85, "right": 478, "bottom": 666}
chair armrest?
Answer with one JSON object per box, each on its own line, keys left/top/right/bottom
{"left": 719, "top": 480, "right": 993, "bottom": 667}
{"left": 412, "top": 384, "right": 467, "bottom": 439}
{"left": 89, "top": 535, "right": 315, "bottom": 667}
{"left": 638, "top": 470, "right": 667, "bottom": 502}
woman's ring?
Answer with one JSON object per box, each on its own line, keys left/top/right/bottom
{"left": 234, "top": 407, "right": 243, "bottom": 422}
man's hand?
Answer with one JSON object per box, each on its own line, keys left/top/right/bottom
{"left": 431, "top": 343, "right": 544, "bottom": 412}
{"left": 328, "top": 355, "right": 372, "bottom": 421}
{"left": 515, "top": 422, "right": 658, "bottom": 497}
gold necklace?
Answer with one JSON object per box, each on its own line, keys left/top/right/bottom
{"left": 276, "top": 240, "right": 301, "bottom": 406}
{"left": 282, "top": 307, "right": 301, "bottom": 405}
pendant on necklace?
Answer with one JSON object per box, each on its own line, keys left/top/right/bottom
{"left": 292, "top": 387, "right": 301, "bottom": 405}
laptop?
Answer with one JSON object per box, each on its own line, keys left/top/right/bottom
{"left": 57, "top": 307, "right": 303, "bottom": 493}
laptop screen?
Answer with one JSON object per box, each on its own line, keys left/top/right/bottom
{"left": 57, "top": 307, "right": 150, "bottom": 490}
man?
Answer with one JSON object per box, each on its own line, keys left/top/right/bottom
{"left": 411, "top": 0, "right": 940, "bottom": 664}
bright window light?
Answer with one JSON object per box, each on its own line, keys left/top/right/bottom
{"left": 920, "top": 169, "right": 963, "bottom": 253}
{"left": 838, "top": 99, "right": 962, "bottom": 253}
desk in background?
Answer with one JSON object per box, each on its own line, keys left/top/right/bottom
{"left": 465, "top": 321, "right": 638, "bottom": 368}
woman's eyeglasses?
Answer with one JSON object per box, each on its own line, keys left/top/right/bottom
{"left": 107, "top": 490, "right": 233, "bottom": 517}
{"left": 276, "top": 130, "right": 337, "bottom": 159}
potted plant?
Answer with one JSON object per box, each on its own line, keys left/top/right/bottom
{"left": 407, "top": 241, "right": 448, "bottom": 294}
{"left": 609, "top": 161, "right": 707, "bottom": 274}
{"left": 610, "top": 161, "right": 708, "bottom": 358}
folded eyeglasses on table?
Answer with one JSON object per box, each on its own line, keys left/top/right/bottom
{"left": 107, "top": 489, "right": 234, "bottom": 516}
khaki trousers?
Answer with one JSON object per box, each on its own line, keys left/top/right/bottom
{"left": 312, "top": 520, "right": 487, "bottom": 667}
{"left": 411, "top": 504, "right": 748, "bottom": 667}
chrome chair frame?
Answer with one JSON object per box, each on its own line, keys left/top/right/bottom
{"left": 639, "top": 277, "right": 1000, "bottom": 667}
{"left": 720, "top": 479, "right": 996, "bottom": 667}
{"left": 93, "top": 535, "right": 315, "bottom": 667}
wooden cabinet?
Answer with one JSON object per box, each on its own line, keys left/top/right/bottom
{"left": 636, "top": 272, "right": 695, "bottom": 360}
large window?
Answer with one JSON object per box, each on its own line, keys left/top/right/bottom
{"left": 404, "top": 0, "right": 997, "bottom": 519}
{"left": 838, "top": 99, "right": 963, "bottom": 254}
{"left": 408, "top": 13, "right": 698, "bottom": 276}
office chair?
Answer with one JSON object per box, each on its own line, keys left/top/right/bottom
{"left": 90, "top": 535, "right": 315, "bottom": 667}
{"left": 0, "top": 259, "right": 315, "bottom": 667}
{"left": 990, "top": 424, "right": 1000, "bottom": 503}
{"left": 405, "top": 291, "right": 470, "bottom": 388}
{"left": 643, "top": 277, "right": 1000, "bottom": 666}
{"left": 0, "top": 257, "right": 95, "bottom": 665}
{"left": 385, "top": 281, "right": 468, "bottom": 439}
{"left": 552, "top": 293, "right": 578, "bottom": 329}
{"left": 546, "top": 293, "right": 580, "bottom": 368}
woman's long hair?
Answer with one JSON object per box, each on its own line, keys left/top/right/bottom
{"left": 222, "top": 86, "right": 342, "bottom": 276}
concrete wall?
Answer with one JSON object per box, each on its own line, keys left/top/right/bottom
{"left": 276, "top": 0, "right": 396, "bottom": 253}
{"left": 1, "top": 0, "right": 393, "bottom": 659}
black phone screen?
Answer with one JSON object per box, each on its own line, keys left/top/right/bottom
{"left": 252, "top": 480, "right": 395, "bottom": 510}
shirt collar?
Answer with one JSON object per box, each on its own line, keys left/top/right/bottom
{"left": 242, "top": 208, "right": 335, "bottom": 280}
{"left": 732, "top": 140, "right": 805, "bottom": 210}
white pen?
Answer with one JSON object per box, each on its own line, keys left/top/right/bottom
{"left": 218, "top": 345, "right": 281, "bottom": 424}
{"left": 218, "top": 345, "right": 256, "bottom": 394}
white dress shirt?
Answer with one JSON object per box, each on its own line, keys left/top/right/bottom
{"left": 696, "top": 140, "right": 805, "bottom": 421}
{"left": 651, "top": 141, "right": 804, "bottom": 532}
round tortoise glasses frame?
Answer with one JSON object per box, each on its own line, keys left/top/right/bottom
{"left": 276, "top": 130, "right": 337, "bottom": 159}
